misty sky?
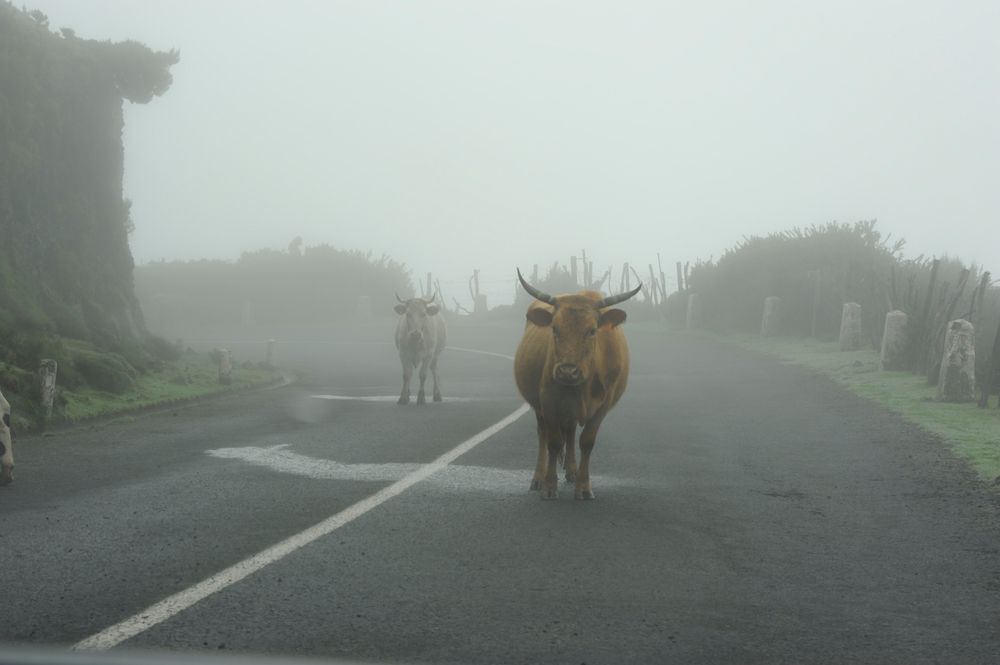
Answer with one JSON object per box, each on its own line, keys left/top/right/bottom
{"left": 25, "top": 1, "right": 1000, "bottom": 305}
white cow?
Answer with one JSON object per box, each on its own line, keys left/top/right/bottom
{"left": 1, "top": 390, "right": 12, "bottom": 486}
{"left": 394, "top": 295, "right": 446, "bottom": 405}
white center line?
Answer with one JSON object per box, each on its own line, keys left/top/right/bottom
{"left": 74, "top": 402, "right": 529, "bottom": 651}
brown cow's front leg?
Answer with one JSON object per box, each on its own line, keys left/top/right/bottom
{"left": 576, "top": 410, "right": 607, "bottom": 500}
{"left": 542, "top": 423, "right": 562, "bottom": 500}
{"left": 561, "top": 421, "right": 578, "bottom": 483}
{"left": 416, "top": 357, "right": 430, "bottom": 405}
{"left": 530, "top": 411, "right": 546, "bottom": 491}
{"left": 397, "top": 360, "right": 413, "bottom": 405}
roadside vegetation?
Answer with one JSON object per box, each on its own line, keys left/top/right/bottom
{"left": 707, "top": 333, "right": 1000, "bottom": 483}
{"left": 661, "top": 221, "right": 1000, "bottom": 485}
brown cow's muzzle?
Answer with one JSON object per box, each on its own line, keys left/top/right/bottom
{"left": 553, "top": 363, "right": 583, "bottom": 386}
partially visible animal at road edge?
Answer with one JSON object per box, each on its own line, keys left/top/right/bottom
{"left": 394, "top": 294, "right": 447, "bottom": 405}
{"left": 0, "top": 389, "right": 13, "bottom": 486}
{"left": 513, "top": 269, "right": 641, "bottom": 500}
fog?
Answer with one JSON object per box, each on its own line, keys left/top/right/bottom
{"left": 27, "top": 0, "right": 1000, "bottom": 305}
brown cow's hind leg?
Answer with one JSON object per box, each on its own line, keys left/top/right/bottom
{"left": 542, "top": 423, "right": 562, "bottom": 500}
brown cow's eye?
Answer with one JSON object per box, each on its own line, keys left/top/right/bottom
{"left": 589, "top": 328, "right": 597, "bottom": 336}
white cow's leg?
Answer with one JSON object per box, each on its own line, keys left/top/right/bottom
{"left": 398, "top": 358, "right": 413, "bottom": 405}
{"left": 0, "top": 419, "right": 12, "bottom": 487}
{"left": 575, "top": 409, "right": 607, "bottom": 500}
{"left": 430, "top": 353, "right": 442, "bottom": 402}
{"left": 416, "top": 356, "right": 430, "bottom": 405}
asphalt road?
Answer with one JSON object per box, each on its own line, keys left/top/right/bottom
{"left": 2, "top": 321, "right": 999, "bottom": 664}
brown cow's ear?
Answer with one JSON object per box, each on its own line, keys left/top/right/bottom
{"left": 394, "top": 304, "right": 406, "bottom": 315}
{"left": 426, "top": 305, "right": 439, "bottom": 316}
{"left": 526, "top": 308, "right": 553, "bottom": 327}
{"left": 598, "top": 308, "right": 627, "bottom": 328}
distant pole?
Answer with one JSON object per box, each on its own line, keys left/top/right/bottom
{"left": 570, "top": 256, "right": 578, "bottom": 285}
{"left": 426, "top": 273, "right": 433, "bottom": 300}
{"left": 675, "top": 261, "right": 684, "bottom": 293}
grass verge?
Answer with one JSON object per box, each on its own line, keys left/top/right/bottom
{"left": 704, "top": 332, "right": 1000, "bottom": 483}
{"left": 39, "top": 352, "right": 280, "bottom": 431}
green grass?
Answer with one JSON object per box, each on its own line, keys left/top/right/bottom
{"left": 52, "top": 352, "right": 280, "bottom": 426}
{"left": 706, "top": 332, "right": 1000, "bottom": 483}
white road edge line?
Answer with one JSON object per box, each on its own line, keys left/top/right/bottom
{"left": 74, "top": 402, "right": 529, "bottom": 651}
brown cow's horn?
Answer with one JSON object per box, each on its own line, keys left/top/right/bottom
{"left": 395, "top": 292, "right": 406, "bottom": 304}
{"left": 516, "top": 268, "right": 557, "bottom": 305}
{"left": 595, "top": 284, "right": 642, "bottom": 309}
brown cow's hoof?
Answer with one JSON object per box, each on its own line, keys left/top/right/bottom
{"left": 529, "top": 479, "right": 542, "bottom": 491}
{"left": 0, "top": 468, "right": 12, "bottom": 486}
{"left": 397, "top": 396, "right": 409, "bottom": 405}
{"left": 575, "top": 490, "right": 595, "bottom": 500}
{"left": 433, "top": 393, "right": 442, "bottom": 402}
{"left": 416, "top": 393, "right": 426, "bottom": 405}
{"left": 541, "top": 488, "right": 558, "bottom": 500}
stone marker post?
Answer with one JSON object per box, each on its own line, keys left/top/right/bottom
{"left": 39, "top": 359, "right": 57, "bottom": 418}
{"left": 937, "top": 319, "right": 975, "bottom": 402}
{"left": 761, "top": 296, "right": 781, "bottom": 337}
{"left": 686, "top": 293, "right": 702, "bottom": 330}
{"left": 839, "top": 302, "right": 862, "bottom": 351}
{"left": 879, "top": 310, "right": 908, "bottom": 370}
{"left": 218, "top": 348, "right": 232, "bottom": 385}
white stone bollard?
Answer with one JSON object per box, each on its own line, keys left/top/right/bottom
{"left": 879, "top": 310, "right": 908, "bottom": 371}
{"left": 937, "top": 319, "right": 975, "bottom": 402}
{"left": 761, "top": 296, "right": 782, "bottom": 337}
{"left": 218, "top": 348, "right": 233, "bottom": 385}
{"left": 686, "top": 293, "right": 702, "bottom": 330}
{"left": 839, "top": 302, "right": 862, "bottom": 351}
{"left": 39, "top": 359, "right": 58, "bottom": 417}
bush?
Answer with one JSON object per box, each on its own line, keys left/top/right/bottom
{"left": 72, "top": 350, "right": 137, "bottom": 394}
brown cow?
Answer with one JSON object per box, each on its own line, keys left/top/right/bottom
{"left": 513, "top": 269, "right": 640, "bottom": 500}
